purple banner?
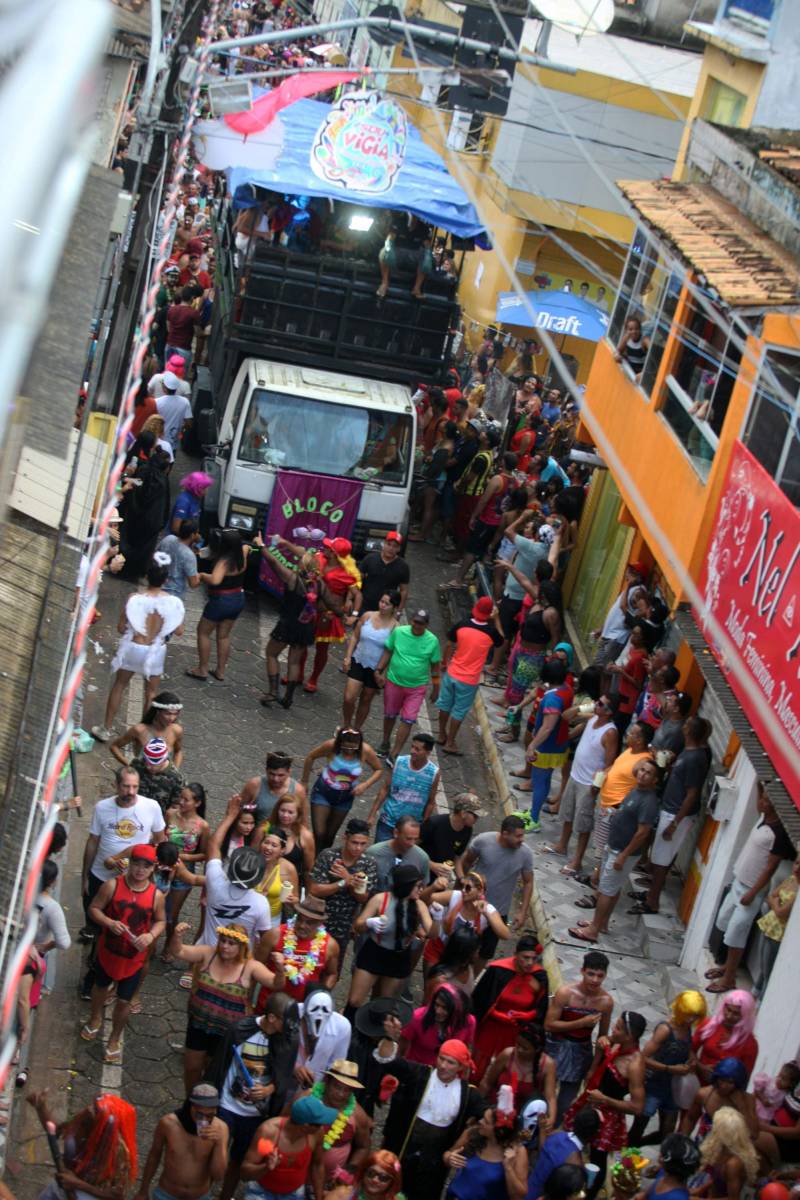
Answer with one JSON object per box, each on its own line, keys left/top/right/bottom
{"left": 259, "top": 470, "right": 364, "bottom": 593}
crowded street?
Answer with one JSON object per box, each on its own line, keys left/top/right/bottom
{"left": 1, "top": 2, "right": 800, "bottom": 1200}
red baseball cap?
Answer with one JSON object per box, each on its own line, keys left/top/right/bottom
{"left": 385, "top": 531, "right": 403, "bottom": 543}
{"left": 322, "top": 537, "right": 352, "bottom": 557}
{"left": 130, "top": 844, "right": 157, "bottom": 863}
{"left": 472, "top": 597, "right": 494, "bottom": 621}
{"left": 186, "top": 238, "right": 205, "bottom": 257}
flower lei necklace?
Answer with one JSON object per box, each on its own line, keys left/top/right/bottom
{"left": 282, "top": 919, "right": 327, "bottom": 986}
{"left": 311, "top": 1081, "right": 354, "bottom": 1149}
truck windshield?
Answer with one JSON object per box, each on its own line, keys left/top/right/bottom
{"left": 237, "top": 388, "right": 412, "bottom": 486}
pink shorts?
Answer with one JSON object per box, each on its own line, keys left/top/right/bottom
{"left": 383, "top": 681, "right": 427, "bottom": 724}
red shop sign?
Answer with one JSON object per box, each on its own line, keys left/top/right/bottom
{"left": 697, "top": 441, "right": 800, "bottom": 807}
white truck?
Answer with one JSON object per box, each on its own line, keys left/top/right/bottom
{"left": 193, "top": 198, "right": 460, "bottom": 553}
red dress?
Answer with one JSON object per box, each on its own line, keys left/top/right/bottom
{"left": 472, "top": 968, "right": 542, "bottom": 1082}
{"left": 563, "top": 1049, "right": 629, "bottom": 1151}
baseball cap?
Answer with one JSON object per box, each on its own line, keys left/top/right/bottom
{"left": 166, "top": 354, "right": 186, "bottom": 374}
{"left": 322, "top": 537, "right": 352, "bottom": 557}
{"left": 162, "top": 371, "right": 180, "bottom": 391}
{"left": 291, "top": 1095, "right": 339, "bottom": 1126}
{"left": 164, "top": 263, "right": 180, "bottom": 276}
{"left": 411, "top": 609, "right": 430, "bottom": 624}
{"left": 472, "top": 597, "right": 493, "bottom": 621}
{"left": 467, "top": 417, "right": 483, "bottom": 432}
{"left": 454, "top": 793, "right": 484, "bottom": 817}
{"left": 538, "top": 524, "right": 556, "bottom": 546}
{"left": 130, "top": 844, "right": 157, "bottom": 863}
{"left": 187, "top": 237, "right": 205, "bottom": 256}
{"left": 385, "top": 531, "right": 402, "bottom": 543}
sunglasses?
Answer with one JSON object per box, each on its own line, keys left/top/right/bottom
{"left": 596, "top": 699, "right": 611, "bottom": 711}
{"left": 366, "top": 1169, "right": 393, "bottom": 1184}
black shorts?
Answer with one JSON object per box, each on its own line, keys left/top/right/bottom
{"left": 219, "top": 1108, "right": 263, "bottom": 1163}
{"left": 355, "top": 936, "right": 413, "bottom": 979}
{"left": 93, "top": 962, "right": 142, "bottom": 1001}
{"left": 467, "top": 520, "right": 498, "bottom": 558}
{"left": 185, "top": 1021, "right": 224, "bottom": 1056}
{"left": 478, "top": 916, "right": 507, "bottom": 962}
{"left": 498, "top": 596, "right": 523, "bottom": 641}
{"left": 347, "top": 660, "right": 379, "bottom": 690}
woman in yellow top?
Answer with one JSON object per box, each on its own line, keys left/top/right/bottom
{"left": 254, "top": 827, "right": 300, "bottom": 920}
{"left": 755, "top": 858, "right": 800, "bottom": 998}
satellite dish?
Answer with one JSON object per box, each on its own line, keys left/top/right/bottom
{"left": 531, "top": 0, "right": 614, "bottom": 37}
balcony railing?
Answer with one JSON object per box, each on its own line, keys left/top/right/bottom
{"left": 660, "top": 375, "right": 719, "bottom": 481}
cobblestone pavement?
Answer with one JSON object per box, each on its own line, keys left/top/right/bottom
{"left": 9, "top": 533, "right": 500, "bottom": 1199}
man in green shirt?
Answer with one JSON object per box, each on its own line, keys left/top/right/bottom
{"left": 374, "top": 610, "right": 441, "bottom": 763}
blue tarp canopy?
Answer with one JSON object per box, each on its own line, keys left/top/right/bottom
{"left": 228, "top": 97, "right": 486, "bottom": 239}
{"left": 496, "top": 290, "right": 610, "bottom": 342}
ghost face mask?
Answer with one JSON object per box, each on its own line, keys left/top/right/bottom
{"left": 303, "top": 990, "right": 333, "bottom": 1039}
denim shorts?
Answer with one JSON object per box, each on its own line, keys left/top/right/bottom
{"left": 311, "top": 776, "right": 355, "bottom": 812}
{"left": 203, "top": 591, "right": 245, "bottom": 622}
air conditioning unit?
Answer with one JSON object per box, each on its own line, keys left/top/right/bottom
{"left": 446, "top": 108, "right": 485, "bottom": 153}
{"left": 708, "top": 776, "right": 738, "bottom": 822}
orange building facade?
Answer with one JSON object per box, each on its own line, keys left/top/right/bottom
{"left": 562, "top": 147, "right": 800, "bottom": 1071}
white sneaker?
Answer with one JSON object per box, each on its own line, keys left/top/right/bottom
{"left": 91, "top": 725, "right": 111, "bottom": 743}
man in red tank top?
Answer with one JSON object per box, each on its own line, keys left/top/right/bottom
{"left": 240, "top": 1095, "right": 337, "bottom": 1199}
{"left": 84, "top": 844, "right": 166, "bottom": 1064}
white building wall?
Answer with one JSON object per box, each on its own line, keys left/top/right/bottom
{"left": 754, "top": 901, "right": 800, "bottom": 1075}
{"left": 680, "top": 748, "right": 758, "bottom": 970}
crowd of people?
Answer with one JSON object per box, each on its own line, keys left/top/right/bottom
{"left": 26, "top": 744, "right": 800, "bottom": 1200}
{"left": 29, "top": 6, "right": 798, "bottom": 1200}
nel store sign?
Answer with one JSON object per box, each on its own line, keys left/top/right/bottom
{"left": 698, "top": 441, "right": 800, "bottom": 806}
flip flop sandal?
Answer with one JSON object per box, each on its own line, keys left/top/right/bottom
{"left": 574, "top": 874, "right": 594, "bottom": 887}
{"left": 560, "top": 865, "right": 578, "bottom": 876}
{"left": 178, "top": 973, "right": 193, "bottom": 989}
{"left": 575, "top": 895, "right": 597, "bottom": 909}
{"left": 629, "top": 902, "right": 659, "bottom": 915}
{"left": 568, "top": 926, "right": 597, "bottom": 943}
{"left": 210, "top": 670, "right": 225, "bottom": 682}
{"left": 705, "top": 981, "right": 733, "bottom": 994}
{"left": 80, "top": 1024, "right": 101, "bottom": 1042}
{"left": 129, "top": 998, "right": 143, "bottom": 1014}
{"left": 104, "top": 1047, "right": 123, "bottom": 1064}
{"left": 704, "top": 967, "right": 725, "bottom": 980}
{"left": 541, "top": 844, "right": 567, "bottom": 856}
{"left": 185, "top": 670, "right": 208, "bottom": 681}
{"left": 513, "top": 784, "right": 533, "bottom": 793}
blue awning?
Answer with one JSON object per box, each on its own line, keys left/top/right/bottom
{"left": 227, "top": 97, "right": 486, "bottom": 239}
{"left": 496, "top": 289, "right": 610, "bottom": 342}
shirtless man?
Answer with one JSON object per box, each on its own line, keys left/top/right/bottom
{"left": 134, "top": 1083, "right": 228, "bottom": 1200}
{"left": 545, "top": 950, "right": 614, "bottom": 1122}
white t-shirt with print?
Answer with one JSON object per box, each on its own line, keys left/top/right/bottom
{"left": 201, "top": 859, "right": 272, "bottom": 949}
{"left": 89, "top": 795, "right": 166, "bottom": 880}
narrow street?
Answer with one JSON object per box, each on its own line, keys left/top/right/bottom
{"left": 8, "top": 533, "right": 498, "bottom": 1198}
